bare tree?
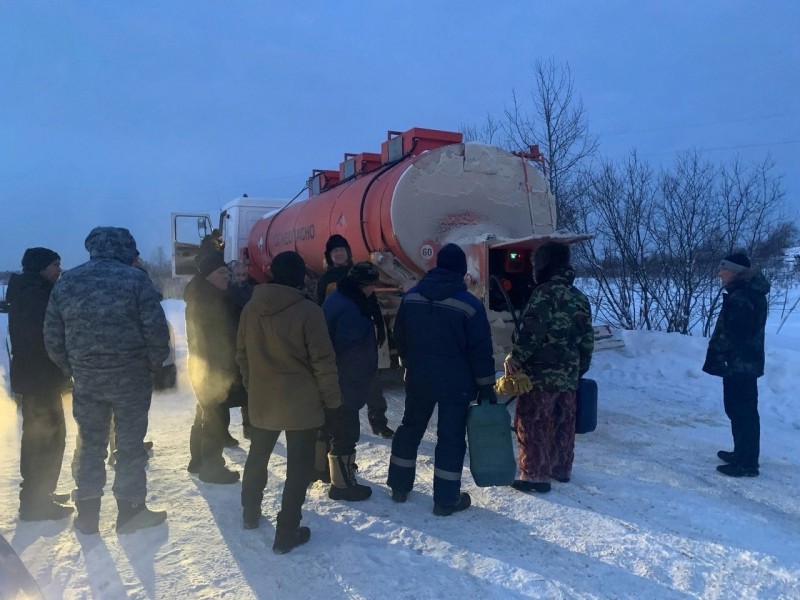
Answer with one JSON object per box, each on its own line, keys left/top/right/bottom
{"left": 142, "top": 246, "right": 185, "bottom": 299}
{"left": 503, "top": 58, "right": 599, "bottom": 230}
{"left": 572, "top": 153, "right": 662, "bottom": 330}
{"left": 460, "top": 113, "right": 502, "bottom": 145}
{"left": 650, "top": 151, "right": 721, "bottom": 334}
{"left": 576, "top": 149, "right": 794, "bottom": 335}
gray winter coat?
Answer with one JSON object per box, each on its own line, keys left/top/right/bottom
{"left": 44, "top": 227, "right": 170, "bottom": 374}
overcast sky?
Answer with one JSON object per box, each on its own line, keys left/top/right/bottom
{"left": 2, "top": 1, "right": 798, "bottom": 269}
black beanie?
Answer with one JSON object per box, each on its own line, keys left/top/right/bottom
{"left": 197, "top": 252, "right": 227, "bottom": 278}
{"left": 324, "top": 234, "right": 352, "bottom": 266}
{"left": 270, "top": 251, "right": 306, "bottom": 288}
{"left": 21, "top": 247, "right": 60, "bottom": 273}
{"left": 436, "top": 244, "right": 467, "bottom": 276}
{"left": 347, "top": 262, "right": 380, "bottom": 286}
{"left": 720, "top": 252, "right": 751, "bottom": 273}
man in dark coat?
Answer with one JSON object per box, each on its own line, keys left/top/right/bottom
{"left": 185, "top": 253, "right": 242, "bottom": 484}
{"left": 8, "top": 247, "right": 73, "bottom": 521}
{"left": 44, "top": 227, "right": 170, "bottom": 535}
{"left": 506, "top": 242, "right": 594, "bottom": 493}
{"left": 387, "top": 244, "right": 496, "bottom": 516}
{"left": 703, "top": 252, "right": 770, "bottom": 478}
{"left": 316, "top": 234, "right": 394, "bottom": 438}
{"left": 321, "top": 262, "right": 381, "bottom": 502}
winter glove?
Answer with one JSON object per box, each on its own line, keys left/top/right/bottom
{"left": 477, "top": 384, "right": 499, "bottom": 405}
{"left": 495, "top": 372, "right": 534, "bottom": 396}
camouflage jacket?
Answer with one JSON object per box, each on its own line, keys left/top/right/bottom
{"left": 511, "top": 267, "right": 594, "bottom": 392}
{"left": 702, "top": 268, "right": 769, "bottom": 378}
{"left": 44, "top": 227, "right": 170, "bottom": 374}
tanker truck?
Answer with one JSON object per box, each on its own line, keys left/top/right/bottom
{"left": 171, "top": 127, "right": 618, "bottom": 368}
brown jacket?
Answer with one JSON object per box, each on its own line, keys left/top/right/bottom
{"left": 236, "top": 283, "right": 341, "bottom": 430}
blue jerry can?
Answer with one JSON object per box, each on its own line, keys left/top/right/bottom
{"left": 466, "top": 400, "right": 516, "bottom": 487}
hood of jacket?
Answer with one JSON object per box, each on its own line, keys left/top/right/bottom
{"left": 250, "top": 283, "right": 311, "bottom": 315}
{"left": 417, "top": 267, "right": 467, "bottom": 301}
{"left": 725, "top": 267, "right": 770, "bottom": 297}
{"left": 84, "top": 226, "right": 139, "bottom": 264}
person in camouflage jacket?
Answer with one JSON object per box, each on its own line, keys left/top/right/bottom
{"left": 702, "top": 252, "right": 769, "bottom": 478}
{"left": 44, "top": 227, "right": 170, "bottom": 534}
{"left": 506, "top": 242, "right": 594, "bottom": 493}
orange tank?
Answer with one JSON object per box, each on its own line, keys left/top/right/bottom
{"left": 246, "top": 127, "right": 557, "bottom": 287}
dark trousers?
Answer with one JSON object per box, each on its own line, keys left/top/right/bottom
{"left": 366, "top": 377, "right": 388, "bottom": 430}
{"left": 190, "top": 402, "right": 226, "bottom": 471}
{"left": 327, "top": 406, "right": 362, "bottom": 456}
{"left": 723, "top": 375, "right": 760, "bottom": 468}
{"left": 241, "top": 427, "right": 316, "bottom": 530}
{"left": 221, "top": 383, "right": 248, "bottom": 435}
{"left": 19, "top": 391, "right": 66, "bottom": 509}
{"left": 387, "top": 386, "right": 469, "bottom": 507}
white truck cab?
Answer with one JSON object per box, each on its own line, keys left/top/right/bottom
{"left": 171, "top": 195, "right": 286, "bottom": 277}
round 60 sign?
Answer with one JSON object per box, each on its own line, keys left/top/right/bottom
{"left": 420, "top": 244, "right": 434, "bottom": 260}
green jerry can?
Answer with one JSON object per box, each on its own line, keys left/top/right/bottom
{"left": 466, "top": 399, "right": 516, "bottom": 487}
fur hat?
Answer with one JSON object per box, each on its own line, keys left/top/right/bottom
{"left": 21, "top": 247, "right": 60, "bottom": 273}
{"left": 719, "top": 252, "right": 751, "bottom": 274}
{"left": 347, "top": 262, "right": 380, "bottom": 286}
{"left": 270, "top": 251, "right": 306, "bottom": 288}
{"left": 197, "top": 252, "right": 227, "bottom": 278}
{"left": 436, "top": 244, "right": 467, "bottom": 276}
{"left": 534, "top": 242, "right": 571, "bottom": 283}
{"left": 324, "top": 234, "right": 352, "bottom": 267}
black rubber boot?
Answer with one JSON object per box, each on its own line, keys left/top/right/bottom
{"left": 433, "top": 492, "right": 471, "bottom": 517}
{"left": 199, "top": 465, "right": 240, "bottom": 484}
{"left": 272, "top": 526, "right": 311, "bottom": 554}
{"left": 328, "top": 453, "right": 371, "bottom": 502}
{"left": 74, "top": 498, "right": 102, "bottom": 535}
{"left": 371, "top": 424, "right": 395, "bottom": 439}
{"left": 19, "top": 499, "right": 74, "bottom": 522}
{"left": 115, "top": 500, "right": 167, "bottom": 534}
{"left": 188, "top": 424, "right": 202, "bottom": 474}
{"left": 242, "top": 506, "right": 261, "bottom": 530}
{"left": 511, "top": 480, "right": 551, "bottom": 493}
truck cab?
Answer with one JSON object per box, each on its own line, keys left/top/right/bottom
{"left": 171, "top": 196, "right": 286, "bottom": 277}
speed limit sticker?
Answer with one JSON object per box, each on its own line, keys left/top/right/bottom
{"left": 420, "top": 245, "right": 434, "bottom": 260}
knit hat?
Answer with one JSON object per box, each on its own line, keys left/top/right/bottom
{"left": 21, "top": 247, "right": 60, "bottom": 273}
{"left": 270, "top": 251, "right": 307, "bottom": 288}
{"left": 197, "top": 252, "right": 227, "bottom": 278}
{"left": 347, "top": 262, "right": 380, "bottom": 286}
{"left": 324, "top": 234, "right": 352, "bottom": 266}
{"left": 436, "top": 244, "right": 467, "bottom": 276}
{"left": 719, "top": 252, "right": 751, "bottom": 274}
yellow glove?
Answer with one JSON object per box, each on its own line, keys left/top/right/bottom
{"left": 494, "top": 372, "right": 534, "bottom": 396}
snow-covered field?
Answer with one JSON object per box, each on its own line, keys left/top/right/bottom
{"left": 1, "top": 298, "right": 799, "bottom": 599}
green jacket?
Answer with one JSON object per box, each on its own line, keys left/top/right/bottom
{"left": 703, "top": 268, "right": 770, "bottom": 378}
{"left": 511, "top": 267, "right": 594, "bottom": 392}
